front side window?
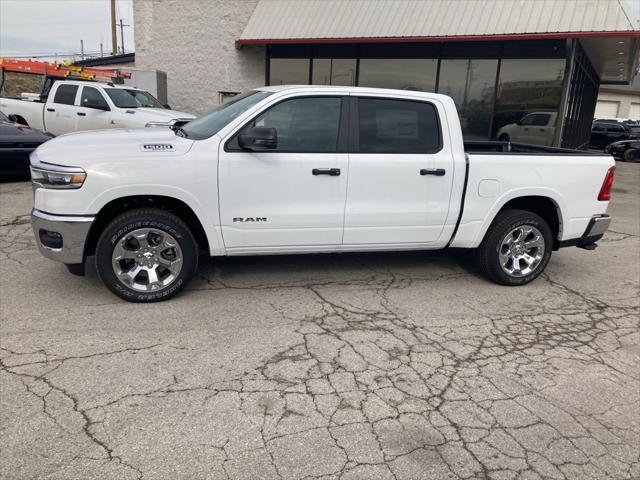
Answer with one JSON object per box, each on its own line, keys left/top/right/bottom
{"left": 53, "top": 84, "right": 78, "bottom": 105}
{"left": 234, "top": 97, "right": 342, "bottom": 152}
{"left": 357, "top": 97, "right": 441, "bottom": 153}
{"left": 80, "top": 87, "right": 109, "bottom": 109}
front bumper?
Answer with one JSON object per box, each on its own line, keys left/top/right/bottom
{"left": 31, "top": 209, "right": 94, "bottom": 264}
{"left": 558, "top": 214, "right": 611, "bottom": 249}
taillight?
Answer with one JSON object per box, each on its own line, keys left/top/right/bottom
{"left": 598, "top": 166, "right": 615, "bottom": 201}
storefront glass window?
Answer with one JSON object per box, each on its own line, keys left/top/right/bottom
{"left": 358, "top": 59, "right": 438, "bottom": 91}
{"left": 312, "top": 59, "right": 357, "bottom": 86}
{"left": 269, "top": 58, "right": 310, "bottom": 85}
{"left": 492, "top": 59, "right": 565, "bottom": 145}
{"left": 438, "top": 59, "right": 498, "bottom": 140}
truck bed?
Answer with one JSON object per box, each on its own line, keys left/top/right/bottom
{"left": 464, "top": 141, "right": 602, "bottom": 156}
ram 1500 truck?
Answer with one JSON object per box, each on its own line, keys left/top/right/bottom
{"left": 29, "top": 86, "right": 615, "bottom": 302}
{"left": 0, "top": 80, "right": 194, "bottom": 136}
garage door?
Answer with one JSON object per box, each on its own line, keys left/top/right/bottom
{"left": 595, "top": 100, "right": 619, "bottom": 119}
{"left": 630, "top": 102, "right": 640, "bottom": 121}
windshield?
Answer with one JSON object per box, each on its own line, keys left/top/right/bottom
{"left": 180, "top": 91, "right": 272, "bottom": 140}
{"left": 123, "top": 89, "right": 165, "bottom": 108}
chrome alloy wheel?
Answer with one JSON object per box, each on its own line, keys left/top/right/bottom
{"left": 111, "top": 228, "right": 183, "bottom": 292}
{"left": 498, "top": 225, "right": 545, "bottom": 277}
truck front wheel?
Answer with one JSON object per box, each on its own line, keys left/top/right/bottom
{"left": 476, "top": 209, "right": 552, "bottom": 286}
{"left": 95, "top": 208, "right": 198, "bottom": 302}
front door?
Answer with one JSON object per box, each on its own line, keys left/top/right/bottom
{"left": 218, "top": 95, "right": 349, "bottom": 252}
{"left": 76, "top": 86, "right": 112, "bottom": 131}
{"left": 343, "top": 96, "right": 454, "bottom": 246}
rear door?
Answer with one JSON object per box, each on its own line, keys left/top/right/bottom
{"left": 343, "top": 95, "right": 454, "bottom": 246}
{"left": 44, "top": 84, "right": 79, "bottom": 136}
{"left": 218, "top": 94, "right": 349, "bottom": 251}
{"left": 76, "top": 86, "right": 112, "bottom": 131}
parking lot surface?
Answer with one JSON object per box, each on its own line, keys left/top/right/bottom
{"left": 1, "top": 162, "right": 638, "bottom": 480}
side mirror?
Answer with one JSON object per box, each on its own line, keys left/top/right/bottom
{"left": 83, "top": 99, "right": 110, "bottom": 111}
{"left": 163, "top": 104, "right": 172, "bottom": 109}
{"left": 238, "top": 127, "right": 277, "bottom": 151}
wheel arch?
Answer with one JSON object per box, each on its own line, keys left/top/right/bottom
{"left": 474, "top": 191, "right": 565, "bottom": 250}
{"left": 84, "top": 195, "right": 212, "bottom": 258}
{"left": 9, "top": 114, "right": 28, "bottom": 126}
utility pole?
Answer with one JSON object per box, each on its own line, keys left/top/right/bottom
{"left": 80, "top": 40, "right": 85, "bottom": 60}
{"left": 119, "top": 19, "right": 130, "bottom": 54}
{"left": 110, "top": 0, "right": 117, "bottom": 55}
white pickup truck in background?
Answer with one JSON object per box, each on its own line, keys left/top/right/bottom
{"left": 28, "top": 86, "right": 615, "bottom": 302}
{"left": 0, "top": 80, "right": 194, "bottom": 136}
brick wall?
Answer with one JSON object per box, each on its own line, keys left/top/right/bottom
{"left": 133, "top": 0, "right": 265, "bottom": 115}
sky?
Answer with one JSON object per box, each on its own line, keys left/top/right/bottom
{"left": 0, "top": 0, "right": 638, "bottom": 61}
{"left": 0, "top": 0, "right": 134, "bottom": 61}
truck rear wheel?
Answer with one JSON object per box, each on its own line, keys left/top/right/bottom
{"left": 95, "top": 208, "right": 198, "bottom": 302}
{"left": 476, "top": 209, "right": 552, "bottom": 286}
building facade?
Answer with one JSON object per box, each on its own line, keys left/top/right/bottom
{"left": 133, "top": 0, "right": 639, "bottom": 149}
{"left": 595, "top": 75, "right": 640, "bottom": 120}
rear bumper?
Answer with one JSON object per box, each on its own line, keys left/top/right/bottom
{"left": 31, "top": 209, "right": 94, "bottom": 264}
{"left": 558, "top": 214, "right": 611, "bottom": 249}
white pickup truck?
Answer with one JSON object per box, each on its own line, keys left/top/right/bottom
{"left": 29, "top": 86, "right": 615, "bottom": 302}
{"left": 0, "top": 80, "right": 194, "bottom": 136}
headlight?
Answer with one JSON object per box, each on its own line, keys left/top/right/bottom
{"left": 30, "top": 164, "right": 86, "bottom": 189}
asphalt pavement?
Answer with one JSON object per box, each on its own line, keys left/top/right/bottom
{"left": 0, "top": 162, "right": 638, "bottom": 480}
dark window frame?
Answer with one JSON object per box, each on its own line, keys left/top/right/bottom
{"left": 52, "top": 84, "right": 79, "bottom": 106}
{"left": 350, "top": 96, "right": 443, "bottom": 154}
{"left": 224, "top": 95, "right": 350, "bottom": 154}
{"left": 80, "top": 85, "right": 110, "bottom": 110}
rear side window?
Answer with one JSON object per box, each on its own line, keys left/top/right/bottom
{"left": 53, "top": 84, "right": 78, "bottom": 105}
{"left": 606, "top": 125, "right": 623, "bottom": 133}
{"left": 232, "top": 96, "right": 342, "bottom": 152}
{"left": 357, "top": 97, "right": 441, "bottom": 153}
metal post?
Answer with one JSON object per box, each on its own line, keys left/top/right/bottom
{"left": 120, "top": 19, "right": 125, "bottom": 54}
{"left": 111, "top": 0, "right": 118, "bottom": 55}
{"left": 554, "top": 39, "right": 577, "bottom": 147}
{"left": 80, "top": 40, "right": 84, "bottom": 60}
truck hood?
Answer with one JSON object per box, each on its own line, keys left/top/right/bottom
{"left": 33, "top": 127, "right": 195, "bottom": 167}
{"left": 125, "top": 107, "right": 195, "bottom": 121}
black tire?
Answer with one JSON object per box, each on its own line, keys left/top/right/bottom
{"left": 498, "top": 134, "right": 510, "bottom": 142}
{"left": 476, "top": 209, "right": 553, "bottom": 286}
{"left": 623, "top": 148, "right": 638, "bottom": 162}
{"left": 95, "top": 208, "right": 198, "bottom": 302}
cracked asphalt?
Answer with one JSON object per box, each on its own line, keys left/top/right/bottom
{"left": 1, "top": 161, "right": 638, "bottom": 480}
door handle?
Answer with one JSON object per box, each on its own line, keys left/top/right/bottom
{"left": 420, "top": 168, "right": 446, "bottom": 176}
{"left": 312, "top": 168, "right": 341, "bottom": 176}
{"left": 46, "top": 108, "right": 55, "bottom": 112}
{"left": 77, "top": 112, "right": 86, "bottom": 116}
